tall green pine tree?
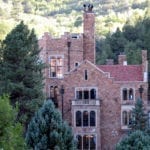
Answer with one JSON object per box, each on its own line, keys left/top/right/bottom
{"left": 116, "top": 130, "right": 150, "bottom": 150}
{"left": 0, "top": 21, "right": 45, "bottom": 126}
{"left": 26, "top": 100, "right": 75, "bottom": 150}
{"left": 129, "top": 98, "right": 147, "bottom": 131}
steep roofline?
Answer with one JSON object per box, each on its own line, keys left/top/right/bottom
{"left": 64, "top": 59, "right": 113, "bottom": 79}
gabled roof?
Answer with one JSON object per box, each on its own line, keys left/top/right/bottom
{"left": 97, "top": 65, "right": 143, "bottom": 82}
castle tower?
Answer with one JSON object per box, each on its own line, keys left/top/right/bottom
{"left": 83, "top": 4, "right": 95, "bottom": 64}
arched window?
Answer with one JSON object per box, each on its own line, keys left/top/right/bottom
{"left": 83, "top": 111, "right": 89, "bottom": 126}
{"left": 76, "top": 111, "right": 82, "bottom": 127}
{"left": 122, "top": 111, "right": 128, "bottom": 125}
{"left": 128, "top": 111, "right": 132, "bottom": 125}
{"left": 90, "top": 89, "right": 96, "bottom": 99}
{"left": 90, "top": 135, "right": 96, "bottom": 149}
{"left": 123, "top": 88, "right": 127, "bottom": 100}
{"left": 50, "top": 86, "right": 54, "bottom": 98}
{"left": 90, "top": 111, "right": 96, "bottom": 126}
{"left": 76, "top": 135, "right": 82, "bottom": 150}
{"left": 129, "top": 88, "right": 134, "bottom": 100}
{"left": 83, "top": 135, "right": 89, "bottom": 149}
{"left": 75, "top": 62, "right": 79, "bottom": 67}
{"left": 84, "top": 90, "right": 89, "bottom": 99}
{"left": 50, "top": 86, "right": 58, "bottom": 108}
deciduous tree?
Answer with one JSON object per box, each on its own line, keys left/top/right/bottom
{"left": 0, "top": 95, "right": 25, "bottom": 150}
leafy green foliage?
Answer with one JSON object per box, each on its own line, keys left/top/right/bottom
{"left": 0, "top": 21, "right": 45, "bottom": 127}
{"left": 0, "top": 0, "right": 148, "bottom": 40}
{"left": 26, "top": 100, "right": 75, "bottom": 150}
{"left": 0, "top": 95, "right": 25, "bottom": 150}
{"left": 96, "top": 16, "right": 150, "bottom": 65}
{"left": 116, "top": 98, "right": 149, "bottom": 149}
{"left": 116, "top": 130, "right": 150, "bottom": 150}
{"left": 129, "top": 98, "right": 147, "bottom": 131}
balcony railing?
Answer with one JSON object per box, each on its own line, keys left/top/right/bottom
{"left": 121, "top": 100, "right": 135, "bottom": 105}
{"left": 72, "top": 99, "right": 100, "bottom": 106}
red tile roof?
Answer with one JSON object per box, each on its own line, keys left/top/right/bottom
{"left": 97, "top": 65, "right": 143, "bottom": 81}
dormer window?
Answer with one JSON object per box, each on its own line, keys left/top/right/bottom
{"left": 49, "top": 55, "right": 63, "bottom": 78}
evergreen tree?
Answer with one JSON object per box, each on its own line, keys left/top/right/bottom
{"left": 26, "top": 99, "right": 75, "bottom": 150}
{"left": 0, "top": 95, "right": 25, "bottom": 150}
{"left": 129, "top": 98, "right": 147, "bottom": 131}
{"left": 0, "top": 21, "right": 45, "bottom": 126}
{"left": 116, "top": 130, "right": 150, "bottom": 150}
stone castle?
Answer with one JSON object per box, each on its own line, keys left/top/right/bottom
{"left": 38, "top": 4, "right": 149, "bottom": 150}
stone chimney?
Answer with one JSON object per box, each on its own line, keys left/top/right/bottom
{"left": 118, "top": 54, "right": 127, "bottom": 65}
{"left": 106, "top": 59, "right": 114, "bottom": 65}
{"left": 142, "top": 50, "right": 148, "bottom": 82}
{"left": 83, "top": 4, "right": 95, "bottom": 64}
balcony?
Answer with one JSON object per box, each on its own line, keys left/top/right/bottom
{"left": 72, "top": 99, "right": 100, "bottom": 106}
{"left": 121, "top": 100, "right": 135, "bottom": 105}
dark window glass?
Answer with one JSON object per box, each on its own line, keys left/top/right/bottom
{"left": 76, "top": 91, "right": 79, "bottom": 99}
{"left": 76, "top": 111, "right": 82, "bottom": 126}
{"left": 75, "top": 62, "right": 79, "bottom": 67}
{"left": 90, "top": 111, "right": 96, "bottom": 126}
{"left": 84, "top": 90, "right": 89, "bottom": 99}
{"left": 85, "top": 70, "right": 88, "bottom": 80}
{"left": 90, "top": 135, "right": 96, "bottom": 150}
{"left": 50, "top": 86, "right": 54, "bottom": 98}
{"left": 90, "top": 89, "right": 96, "bottom": 99}
{"left": 76, "top": 91, "right": 83, "bottom": 99}
{"left": 123, "top": 111, "right": 128, "bottom": 125}
{"left": 54, "top": 86, "right": 58, "bottom": 107}
{"left": 79, "top": 91, "right": 82, "bottom": 99}
{"left": 83, "top": 111, "right": 89, "bottom": 126}
{"left": 128, "top": 111, "right": 132, "bottom": 125}
{"left": 83, "top": 135, "right": 89, "bottom": 149}
{"left": 76, "top": 135, "right": 82, "bottom": 150}
{"left": 123, "top": 89, "right": 127, "bottom": 100}
{"left": 129, "top": 88, "right": 134, "bottom": 100}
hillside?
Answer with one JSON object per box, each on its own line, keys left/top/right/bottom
{"left": 0, "top": 0, "right": 149, "bottom": 40}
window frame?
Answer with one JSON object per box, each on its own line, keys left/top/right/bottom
{"left": 49, "top": 85, "right": 59, "bottom": 108}
{"left": 121, "top": 87, "right": 135, "bottom": 101}
{"left": 75, "top": 87, "right": 98, "bottom": 100}
{"left": 121, "top": 106, "right": 134, "bottom": 129}
{"left": 76, "top": 134, "right": 97, "bottom": 150}
{"left": 49, "top": 55, "right": 64, "bottom": 78}
{"left": 75, "top": 109, "right": 97, "bottom": 127}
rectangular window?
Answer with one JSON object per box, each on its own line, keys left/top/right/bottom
{"left": 49, "top": 56, "right": 63, "bottom": 78}
{"left": 76, "top": 134, "right": 96, "bottom": 150}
